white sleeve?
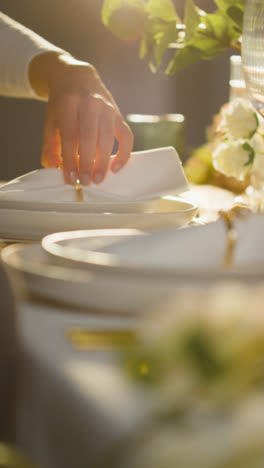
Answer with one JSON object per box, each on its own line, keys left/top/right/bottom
{"left": 0, "top": 12, "right": 68, "bottom": 100}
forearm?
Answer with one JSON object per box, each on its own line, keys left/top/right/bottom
{"left": 0, "top": 12, "right": 66, "bottom": 100}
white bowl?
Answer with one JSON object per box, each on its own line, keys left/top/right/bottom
{"left": 0, "top": 196, "right": 197, "bottom": 241}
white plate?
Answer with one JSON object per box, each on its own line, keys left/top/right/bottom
{"left": 0, "top": 197, "right": 158, "bottom": 214}
{"left": 3, "top": 238, "right": 264, "bottom": 318}
{"left": 0, "top": 196, "right": 197, "bottom": 241}
{"left": 20, "top": 301, "right": 139, "bottom": 332}
{"left": 1, "top": 243, "right": 200, "bottom": 314}
{"left": 42, "top": 220, "right": 264, "bottom": 280}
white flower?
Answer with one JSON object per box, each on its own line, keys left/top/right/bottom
{"left": 252, "top": 154, "right": 264, "bottom": 184}
{"left": 212, "top": 140, "right": 253, "bottom": 180}
{"left": 251, "top": 132, "right": 264, "bottom": 153}
{"left": 218, "top": 98, "right": 259, "bottom": 139}
{"left": 249, "top": 133, "right": 264, "bottom": 187}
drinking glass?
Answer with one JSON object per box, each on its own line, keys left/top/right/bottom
{"left": 242, "top": 0, "right": 264, "bottom": 209}
{"left": 242, "top": 0, "right": 264, "bottom": 116}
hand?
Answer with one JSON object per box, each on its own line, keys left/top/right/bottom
{"left": 29, "top": 53, "right": 134, "bottom": 184}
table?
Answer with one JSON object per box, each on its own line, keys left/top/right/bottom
{"left": 5, "top": 185, "right": 237, "bottom": 467}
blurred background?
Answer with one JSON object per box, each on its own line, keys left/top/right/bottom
{"left": 0, "top": 0, "right": 233, "bottom": 180}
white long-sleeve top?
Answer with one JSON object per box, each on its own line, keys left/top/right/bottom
{"left": 0, "top": 12, "right": 66, "bottom": 100}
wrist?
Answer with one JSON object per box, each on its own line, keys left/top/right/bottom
{"left": 28, "top": 52, "right": 73, "bottom": 99}
{"left": 29, "top": 52, "right": 95, "bottom": 99}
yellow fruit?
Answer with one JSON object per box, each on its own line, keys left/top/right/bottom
{"left": 108, "top": 6, "right": 146, "bottom": 41}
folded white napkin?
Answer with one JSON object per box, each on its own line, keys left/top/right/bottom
{"left": 0, "top": 146, "right": 188, "bottom": 203}
{"left": 98, "top": 212, "right": 264, "bottom": 271}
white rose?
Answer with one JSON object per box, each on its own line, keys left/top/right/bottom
{"left": 218, "top": 98, "right": 259, "bottom": 139}
{"left": 250, "top": 133, "right": 264, "bottom": 187}
{"left": 257, "top": 113, "right": 264, "bottom": 134}
{"left": 251, "top": 132, "right": 264, "bottom": 154}
{"left": 213, "top": 140, "right": 253, "bottom": 180}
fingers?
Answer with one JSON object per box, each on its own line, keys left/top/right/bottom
{"left": 79, "top": 95, "right": 115, "bottom": 184}
{"left": 79, "top": 96, "right": 99, "bottom": 185}
{"left": 41, "top": 106, "right": 62, "bottom": 168}
{"left": 42, "top": 94, "right": 133, "bottom": 186}
{"left": 92, "top": 105, "right": 116, "bottom": 184}
{"left": 59, "top": 96, "right": 79, "bottom": 184}
{"left": 111, "top": 117, "right": 134, "bottom": 173}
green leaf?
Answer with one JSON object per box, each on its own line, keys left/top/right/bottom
{"left": 139, "top": 18, "right": 164, "bottom": 63}
{"left": 145, "top": 0, "right": 179, "bottom": 22}
{"left": 166, "top": 46, "right": 203, "bottom": 74}
{"left": 214, "top": 0, "right": 245, "bottom": 30}
{"left": 243, "top": 142, "right": 255, "bottom": 166}
{"left": 154, "top": 21, "right": 179, "bottom": 67}
{"left": 182, "top": 329, "right": 227, "bottom": 380}
{"left": 201, "top": 11, "right": 241, "bottom": 45}
{"left": 101, "top": 0, "right": 146, "bottom": 40}
{"left": 184, "top": 0, "right": 200, "bottom": 42}
{"left": 214, "top": 0, "right": 245, "bottom": 13}
{"left": 139, "top": 22, "right": 156, "bottom": 66}
{"left": 189, "top": 32, "right": 224, "bottom": 58}
{"left": 226, "top": 6, "right": 244, "bottom": 30}
{"left": 139, "top": 30, "right": 153, "bottom": 60}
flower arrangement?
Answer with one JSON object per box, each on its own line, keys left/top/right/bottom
{"left": 113, "top": 285, "right": 264, "bottom": 468}
{"left": 185, "top": 97, "right": 264, "bottom": 192}
{"left": 102, "top": 0, "right": 244, "bottom": 74}
{"left": 212, "top": 98, "right": 264, "bottom": 183}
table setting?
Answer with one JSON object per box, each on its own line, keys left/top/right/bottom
{"left": 3, "top": 144, "right": 264, "bottom": 468}
{"left": 4, "top": 0, "right": 264, "bottom": 467}
{"left": 0, "top": 146, "right": 197, "bottom": 241}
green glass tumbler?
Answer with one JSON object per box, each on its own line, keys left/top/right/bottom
{"left": 126, "top": 114, "right": 185, "bottom": 160}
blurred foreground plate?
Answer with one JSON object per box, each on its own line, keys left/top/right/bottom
{"left": 1, "top": 242, "right": 194, "bottom": 314}
{"left": 0, "top": 196, "right": 197, "bottom": 241}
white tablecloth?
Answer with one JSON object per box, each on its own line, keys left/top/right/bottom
{"left": 16, "top": 301, "right": 149, "bottom": 468}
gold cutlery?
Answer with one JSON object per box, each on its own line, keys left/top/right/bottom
{"left": 66, "top": 327, "right": 136, "bottom": 350}
{"left": 74, "top": 178, "right": 84, "bottom": 202}
{"left": 219, "top": 205, "right": 250, "bottom": 267}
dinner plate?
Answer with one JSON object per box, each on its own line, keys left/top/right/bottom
{"left": 0, "top": 196, "right": 197, "bottom": 241}
{"left": 20, "top": 302, "right": 139, "bottom": 334}
{"left": 42, "top": 218, "right": 264, "bottom": 280}
{"left": 3, "top": 236, "right": 264, "bottom": 318}
{"left": 0, "top": 197, "right": 158, "bottom": 214}
{"left": 1, "top": 243, "right": 198, "bottom": 314}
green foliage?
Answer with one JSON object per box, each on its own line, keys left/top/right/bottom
{"left": 145, "top": 0, "right": 179, "bottom": 22}
{"left": 101, "top": 0, "right": 245, "bottom": 74}
{"left": 243, "top": 141, "right": 255, "bottom": 166}
{"left": 101, "top": 0, "right": 147, "bottom": 40}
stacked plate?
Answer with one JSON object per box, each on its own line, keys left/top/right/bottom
{"left": 3, "top": 213, "right": 264, "bottom": 315}
{"left": 0, "top": 147, "right": 196, "bottom": 241}
{"left": 0, "top": 194, "right": 197, "bottom": 241}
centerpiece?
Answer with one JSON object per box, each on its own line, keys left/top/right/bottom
{"left": 101, "top": 0, "right": 244, "bottom": 74}
{"left": 102, "top": 0, "right": 264, "bottom": 207}
{"left": 101, "top": 0, "right": 249, "bottom": 188}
